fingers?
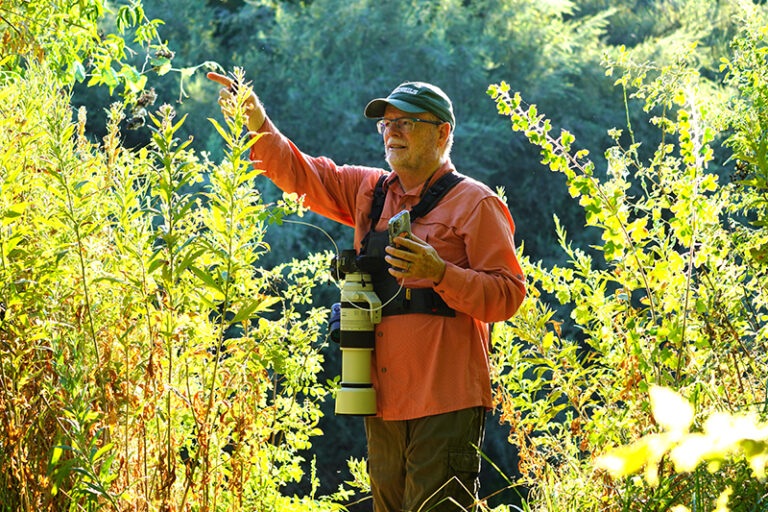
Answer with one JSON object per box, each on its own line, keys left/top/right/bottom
{"left": 209, "top": 72, "right": 234, "bottom": 112}
{"left": 387, "top": 259, "right": 410, "bottom": 275}
{"left": 404, "top": 233, "right": 426, "bottom": 245}
{"left": 208, "top": 72, "right": 245, "bottom": 96}
{"left": 385, "top": 245, "right": 415, "bottom": 261}
{"left": 385, "top": 252, "right": 411, "bottom": 270}
{"left": 385, "top": 234, "right": 446, "bottom": 283}
{"left": 391, "top": 234, "right": 425, "bottom": 252}
{"left": 206, "top": 72, "right": 233, "bottom": 88}
{"left": 385, "top": 245, "right": 416, "bottom": 278}
{"left": 386, "top": 257, "right": 411, "bottom": 280}
{"left": 216, "top": 90, "right": 234, "bottom": 115}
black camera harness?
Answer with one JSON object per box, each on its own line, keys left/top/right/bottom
{"left": 358, "top": 171, "right": 465, "bottom": 317}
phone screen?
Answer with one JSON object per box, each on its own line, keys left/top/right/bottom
{"left": 387, "top": 210, "right": 411, "bottom": 245}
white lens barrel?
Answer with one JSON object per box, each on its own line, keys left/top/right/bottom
{"left": 336, "top": 386, "right": 376, "bottom": 416}
{"left": 341, "top": 348, "right": 372, "bottom": 383}
{"left": 335, "top": 272, "right": 380, "bottom": 416}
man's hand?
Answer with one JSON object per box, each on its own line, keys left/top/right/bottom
{"left": 207, "top": 71, "right": 266, "bottom": 132}
{"left": 385, "top": 233, "right": 446, "bottom": 284}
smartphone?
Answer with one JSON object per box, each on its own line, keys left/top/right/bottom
{"left": 388, "top": 210, "right": 412, "bottom": 245}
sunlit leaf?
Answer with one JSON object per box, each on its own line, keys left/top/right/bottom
{"left": 670, "top": 433, "right": 711, "bottom": 472}
{"left": 596, "top": 439, "right": 651, "bottom": 477}
{"left": 649, "top": 386, "right": 693, "bottom": 434}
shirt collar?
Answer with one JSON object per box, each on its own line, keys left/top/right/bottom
{"left": 385, "top": 160, "right": 455, "bottom": 197}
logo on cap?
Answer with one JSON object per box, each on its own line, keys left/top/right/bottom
{"left": 394, "top": 86, "right": 419, "bottom": 95}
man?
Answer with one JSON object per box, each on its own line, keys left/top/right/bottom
{"left": 208, "top": 73, "right": 526, "bottom": 511}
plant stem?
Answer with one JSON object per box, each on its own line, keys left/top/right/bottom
{"left": 676, "top": 91, "right": 703, "bottom": 385}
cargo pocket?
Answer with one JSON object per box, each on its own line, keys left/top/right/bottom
{"left": 448, "top": 449, "right": 481, "bottom": 503}
{"left": 449, "top": 450, "right": 481, "bottom": 475}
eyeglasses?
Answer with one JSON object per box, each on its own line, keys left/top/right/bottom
{"left": 376, "top": 117, "right": 444, "bottom": 135}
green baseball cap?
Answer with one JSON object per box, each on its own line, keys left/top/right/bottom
{"left": 364, "top": 82, "right": 455, "bottom": 128}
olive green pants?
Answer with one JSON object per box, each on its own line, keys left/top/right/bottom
{"left": 364, "top": 407, "right": 486, "bottom": 512}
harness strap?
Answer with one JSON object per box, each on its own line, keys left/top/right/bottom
{"left": 361, "top": 174, "right": 389, "bottom": 255}
{"left": 360, "top": 171, "right": 466, "bottom": 318}
{"left": 369, "top": 171, "right": 465, "bottom": 228}
{"left": 369, "top": 174, "right": 389, "bottom": 226}
{"left": 410, "top": 172, "right": 465, "bottom": 222}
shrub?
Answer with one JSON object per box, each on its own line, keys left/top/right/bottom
{"left": 0, "top": 64, "right": 349, "bottom": 511}
{"left": 488, "top": 2, "right": 768, "bottom": 510}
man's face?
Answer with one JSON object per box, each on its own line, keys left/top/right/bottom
{"left": 382, "top": 105, "right": 444, "bottom": 178}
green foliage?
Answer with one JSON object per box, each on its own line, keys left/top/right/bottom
{"left": 0, "top": 0, "right": 165, "bottom": 96}
{"left": 597, "top": 386, "right": 768, "bottom": 486}
{"left": 9, "top": 0, "right": 768, "bottom": 510}
{"left": 49, "top": 398, "right": 121, "bottom": 509}
{"left": 0, "top": 58, "right": 353, "bottom": 511}
{"left": 487, "top": 2, "right": 768, "bottom": 510}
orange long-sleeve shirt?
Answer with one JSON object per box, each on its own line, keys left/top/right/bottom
{"left": 251, "top": 118, "right": 525, "bottom": 420}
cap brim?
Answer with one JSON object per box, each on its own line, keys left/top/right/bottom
{"left": 364, "top": 98, "right": 428, "bottom": 119}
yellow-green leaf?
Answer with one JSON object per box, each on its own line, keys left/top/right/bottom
{"left": 649, "top": 386, "right": 693, "bottom": 433}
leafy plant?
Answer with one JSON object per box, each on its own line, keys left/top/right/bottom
{"left": 597, "top": 386, "right": 768, "bottom": 488}
{"left": 0, "top": 54, "right": 344, "bottom": 512}
{"left": 0, "top": 0, "right": 164, "bottom": 96}
{"left": 487, "top": 2, "right": 768, "bottom": 510}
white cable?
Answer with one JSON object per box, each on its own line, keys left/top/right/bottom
{"left": 345, "top": 279, "right": 404, "bottom": 314}
{"left": 283, "top": 219, "right": 404, "bottom": 313}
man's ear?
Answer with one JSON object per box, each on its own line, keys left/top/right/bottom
{"left": 439, "top": 122, "right": 451, "bottom": 146}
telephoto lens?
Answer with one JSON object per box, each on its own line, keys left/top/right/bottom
{"left": 335, "top": 270, "right": 381, "bottom": 416}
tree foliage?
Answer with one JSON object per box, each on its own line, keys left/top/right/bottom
{"left": 0, "top": 0, "right": 168, "bottom": 95}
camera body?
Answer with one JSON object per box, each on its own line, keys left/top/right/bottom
{"left": 330, "top": 249, "right": 365, "bottom": 281}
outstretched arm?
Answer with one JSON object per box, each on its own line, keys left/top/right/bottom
{"left": 207, "top": 71, "right": 381, "bottom": 230}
